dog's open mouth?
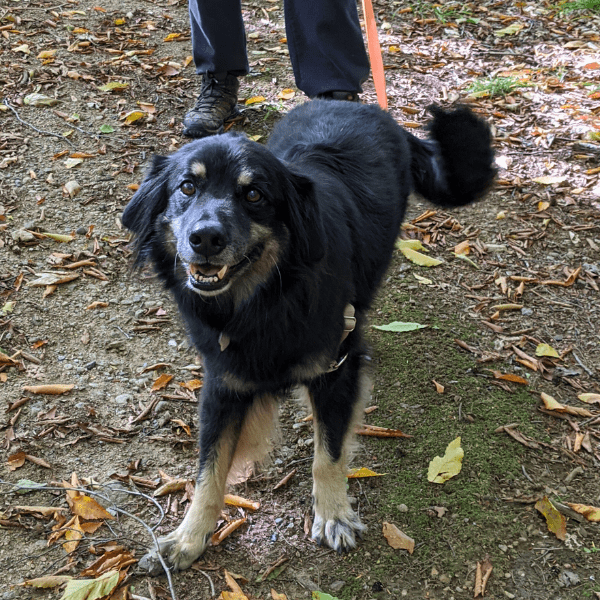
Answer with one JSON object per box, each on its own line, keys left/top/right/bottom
{"left": 186, "top": 245, "right": 264, "bottom": 293}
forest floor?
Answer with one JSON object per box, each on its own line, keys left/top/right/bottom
{"left": 1, "top": 1, "right": 600, "bottom": 599}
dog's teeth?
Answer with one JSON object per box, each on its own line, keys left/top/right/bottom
{"left": 217, "top": 266, "right": 228, "bottom": 280}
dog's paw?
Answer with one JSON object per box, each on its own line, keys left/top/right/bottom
{"left": 311, "top": 510, "right": 366, "bottom": 553}
{"left": 139, "top": 529, "right": 212, "bottom": 575}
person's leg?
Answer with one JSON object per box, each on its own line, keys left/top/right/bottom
{"left": 188, "top": 0, "right": 249, "bottom": 76}
{"left": 183, "top": 0, "right": 248, "bottom": 137}
{"left": 284, "top": 0, "right": 370, "bottom": 98}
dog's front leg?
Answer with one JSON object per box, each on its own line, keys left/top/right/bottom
{"left": 140, "top": 381, "right": 247, "bottom": 574}
{"left": 309, "top": 354, "right": 370, "bottom": 552}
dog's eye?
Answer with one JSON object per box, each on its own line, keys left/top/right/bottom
{"left": 180, "top": 181, "right": 196, "bottom": 196}
{"left": 246, "top": 189, "right": 261, "bottom": 203}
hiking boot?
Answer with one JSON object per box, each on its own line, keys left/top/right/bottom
{"left": 182, "top": 73, "right": 241, "bottom": 138}
{"left": 315, "top": 91, "right": 360, "bottom": 102}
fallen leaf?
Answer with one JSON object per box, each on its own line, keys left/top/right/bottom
{"left": 151, "top": 374, "right": 173, "bottom": 391}
{"left": 122, "top": 111, "right": 145, "bottom": 125}
{"left": 245, "top": 96, "right": 266, "bottom": 105}
{"left": 427, "top": 437, "right": 464, "bottom": 484}
{"left": 171, "top": 418, "right": 191, "bottom": 436}
{"left": 474, "top": 558, "right": 493, "bottom": 598}
{"left": 7, "top": 451, "right": 27, "bottom": 471}
{"left": 70, "top": 495, "right": 115, "bottom": 520}
{"left": 495, "top": 22, "right": 525, "bottom": 36}
{"left": 24, "top": 93, "right": 57, "bottom": 106}
{"left": 179, "top": 378, "right": 203, "bottom": 391}
{"left": 382, "top": 522, "right": 414, "bottom": 553}
{"left": 271, "top": 590, "right": 288, "bottom": 600}
{"left": 540, "top": 392, "right": 593, "bottom": 417}
{"left": 85, "top": 301, "right": 109, "bottom": 310}
{"left": 212, "top": 518, "right": 247, "bottom": 545}
{"left": 59, "top": 570, "right": 119, "bottom": 600}
{"left": 400, "top": 246, "right": 442, "bottom": 266}
{"left": 347, "top": 467, "right": 387, "bottom": 478}
{"left": 578, "top": 393, "right": 600, "bottom": 405}
{"left": 396, "top": 239, "right": 427, "bottom": 251}
{"left": 433, "top": 380, "right": 445, "bottom": 394}
{"left": 21, "top": 575, "right": 73, "bottom": 588}
{"left": 277, "top": 88, "right": 295, "bottom": 100}
{"left": 532, "top": 175, "right": 568, "bottom": 185}
{"left": 491, "top": 371, "right": 529, "bottom": 385}
{"left": 23, "top": 384, "right": 75, "bottom": 395}
{"left": 535, "top": 496, "right": 566, "bottom": 540}
{"left": 536, "top": 343, "right": 560, "bottom": 358}
{"left": 355, "top": 424, "right": 412, "bottom": 438}
{"left": 63, "top": 180, "right": 81, "bottom": 198}
{"left": 224, "top": 494, "right": 260, "bottom": 511}
{"left": 372, "top": 321, "right": 426, "bottom": 332}
{"left": 565, "top": 502, "right": 600, "bottom": 522}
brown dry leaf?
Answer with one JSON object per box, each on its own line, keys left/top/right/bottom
{"left": 23, "top": 384, "right": 75, "bottom": 395}
{"left": 540, "top": 266, "right": 581, "bottom": 287}
{"left": 355, "top": 424, "right": 412, "bottom": 438}
{"left": 151, "top": 373, "right": 173, "bottom": 391}
{"left": 154, "top": 478, "right": 189, "bottom": 497}
{"left": 179, "top": 378, "right": 203, "bottom": 391}
{"left": 20, "top": 575, "right": 73, "bottom": 588}
{"left": 540, "top": 392, "right": 593, "bottom": 417}
{"left": 81, "top": 548, "right": 137, "bottom": 576}
{"left": 491, "top": 371, "right": 528, "bottom": 385}
{"left": 222, "top": 569, "right": 247, "bottom": 597}
{"left": 245, "top": 96, "right": 266, "bottom": 105}
{"left": 71, "top": 494, "right": 115, "bottom": 520}
{"left": 25, "top": 454, "right": 51, "bottom": 469}
{"left": 474, "top": 558, "right": 493, "bottom": 598}
{"left": 433, "top": 380, "right": 445, "bottom": 394}
{"left": 566, "top": 502, "right": 600, "bottom": 522}
{"left": 7, "top": 451, "right": 27, "bottom": 471}
{"left": 171, "top": 418, "right": 191, "bottom": 436}
{"left": 382, "top": 522, "right": 414, "bottom": 554}
{"left": 85, "top": 301, "right": 109, "bottom": 310}
{"left": 0, "top": 351, "right": 17, "bottom": 365}
{"left": 224, "top": 494, "right": 260, "bottom": 511}
{"left": 212, "top": 517, "right": 247, "bottom": 546}
{"left": 578, "top": 393, "right": 600, "bottom": 405}
{"left": 271, "top": 590, "right": 288, "bottom": 600}
{"left": 277, "top": 88, "right": 295, "bottom": 100}
{"left": 273, "top": 468, "right": 297, "bottom": 491}
{"left": 535, "top": 496, "right": 566, "bottom": 540}
{"left": 453, "top": 240, "right": 470, "bottom": 255}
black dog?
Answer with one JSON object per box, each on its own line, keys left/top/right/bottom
{"left": 122, "top": 100, "right": 495, "bottom": 572}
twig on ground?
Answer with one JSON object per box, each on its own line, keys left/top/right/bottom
{"left": 3, "top": 97, "right": 76, "bottom": 148}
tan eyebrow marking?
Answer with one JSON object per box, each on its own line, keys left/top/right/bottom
{"left": 237, "top": 170, "right": 253, "bottom": 187}
{"left": 191, "top": 161, "right": 207, "bottom": 178}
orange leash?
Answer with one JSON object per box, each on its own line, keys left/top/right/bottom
{"left": 361, "top": 0, "right": 387, "bottom": 109}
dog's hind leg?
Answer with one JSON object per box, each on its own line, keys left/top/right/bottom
{"left": 141, "top": 384, "right": 270, "bottom": 574}
{"left": 308, "top": 355, "right": 370, "bottom": 552}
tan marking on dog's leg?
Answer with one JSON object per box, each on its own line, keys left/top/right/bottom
{"left": 154, "top": 427, "right": 237, "bottom": 571}
{"left": 311, "top": 373, "right": 371, "bottom": 551}
{"left": 228, "top": 395, "right": 279, "bottom": 483}
{"left": 191, "top": 161, "right": 207, "bottom": 178}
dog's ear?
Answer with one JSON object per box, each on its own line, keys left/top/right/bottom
{"left": 122, "top": 155, "right": 170, "bottom": 264}
{"left": 285, "top": 172, "right": 325, "bottom": 264}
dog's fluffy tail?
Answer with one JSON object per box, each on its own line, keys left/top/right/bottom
{"left": 408, "top": 105, "right": 496, "bottom": 207}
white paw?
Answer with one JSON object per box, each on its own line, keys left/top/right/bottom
{"left": 139, "top": 528, "right": 212, "bottom": 575}
{"left": 311, "top": 509, "right": 366, "bottom": 553}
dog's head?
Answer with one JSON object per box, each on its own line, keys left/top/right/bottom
{"left": 122, "top": 134, "right": 324, "bottom": 298}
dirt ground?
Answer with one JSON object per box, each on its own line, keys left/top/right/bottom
{"left": 1, "top": 1, "right": 600, "bottom": 599}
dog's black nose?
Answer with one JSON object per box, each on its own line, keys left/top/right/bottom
{"left": 188, "top": 224, "right": 227, "bottom": 257}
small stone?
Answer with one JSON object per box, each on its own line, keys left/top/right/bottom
{"left": 155, "top": 401, "right": 169, "bottom": 413}
{"left": 521, "top": 308, "right": 533, "bottom": 316}
{"left": 398, "top": 503, "right": 408, "bottom": 512}
{"left": 115, "top": 393, "right": 133, "bottom": 405}
{"left": 76, "top": 226, "right": 88, "bottom": 235}
{"left": 330, "top": 581, "right": 345, "bottom": 593}
{"left": 12, "top": 229, "right": 35, "bottom": 242}
{"left": 439, "top": 574, "right": 451, "bottom": 584}
{"left": 498, "top": 544, "right": 508, "bottom": 553}
{"left": 275, "top": 518, "right": 283, "bottom": 524}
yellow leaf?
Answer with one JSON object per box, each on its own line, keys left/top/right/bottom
{"left": 537, "top": 201, "right": 550, "bottom": 212}
{"left": 396, "top": 238, "right": 427, "bottom": 251}
{"left": 535, "top": 496, "right": 566, "bottom": 540}
{"left": 114, "top": 18, "right": 126, "bottom": 25}
{"left": 400, "top": 247, "right": 442, "bottom": 267}
{"left": 163, "top": 32, "right": 183, "bottom": 42}
{"left": 536, "top": 343, "right": 559, "bottom": 358}
{"left": 98, "top": 81, "right": 129, "bottom": 92}
{"left": 532, "top": 175, "right": 568, "bottom": 185}
{"left": 179, "top": 378, "right": 203, "bottom": 391}
{"left": 413, "top": 273, "right": 433, "bottom": 285}
{"left": 44, "top": 232, "right": 76, "bottom": 243}
{"left": 540, "top": 392, "right": 593, "bottom": 417}
{"left": 347, "top": 467, "right": 387, "bottom": 478}
{"left": 540, "top": 392, "right": 564, "bottom": 411}
{"left": 123, "top": 110, "right": 145, "bottom": 125}
{"left": 427, "top": 437, "right": 464, "bottom": 484}
{"left": 271, "top": 590, "right": 288, "bottom": 600}
{"left": 495, "top": 22, "right": 525, "bottom": 36}
{"left": 60, "top": 570, "right": 119, "bottom": 600}
{"left": 382, "top": 522, "right": 414, "bottom": 553}
{"left": 245, "top": 96, "right": 266, "bottom": 105}
{"left": 578, "top": 393, "right": 600, "bottom": 405}
{"left": 71, "top": 495, "right": 115, "bottom": 520}
{"left": 565, "top": 502, "right": 600, "bottom": 522}
{"left": 453, "top": 240, "right": 470, "bottom": 255}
